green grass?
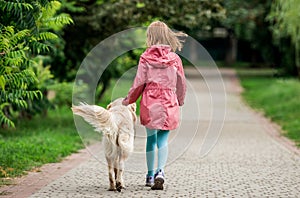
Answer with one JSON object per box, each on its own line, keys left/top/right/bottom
{"left": 238, "top": 69, "right": 300, "bottom": 147}
{"left": 0, "top": 76, "right": 137, "bottom": 182}
{"left": 0, "top": 107, "right": 84, "bottom": 179}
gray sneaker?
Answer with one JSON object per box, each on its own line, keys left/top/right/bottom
{"left": 151, "top": 170, "right": 164, "bottom": 190}
{"left": 145, "top": 175, "right": 154, "bottom": 187}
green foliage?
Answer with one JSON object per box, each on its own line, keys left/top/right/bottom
{"left": 60, "top": 0, "right": 85, "bottom": 13}
{"left": 221, "top": 0, "right": 300, "bottom": 76}
{"left": 0, "top": 103, "right": 13, "bottom": 128}
{"left": 0, "top": 107, "right": 83, "bottom": 178}
{"left": 0, "top": 0, "right": 74, "bottom": 128}
{"left": 48, "top": 82, "right": 73, "bottom": 107}
{"left": 36, "top": 1, "right": 73, "bottom": 31}
{"left": 222, "top": 1, "right": 265, "bottom": 42}
{"left": 238, "top": 69, "right": 300, "bottom": 147}
{"left": 0, "top": 0, "right": 73, "bottom": 31}
{"left": 48, "top": 81, "right": 88, "bottom": 107}
{"left": 21, "top": 59, "right": 56, "bottom": 117}
{"left": 268, "top": 0, "right": 300, "bottom": 48}
{"left": 268, "top": 0, "right": 300, "bottom": 77}
{"left": 221, "top": 0, "right": 276, "bottom": 64}
{"left": 0, "top": 26, "right": 42, "bottom": 127}
{"left": 30, "top": 57, "right": 54, "bottom": 89}
{"left": 62, "top": 0, "right": 226, "bottom": 99}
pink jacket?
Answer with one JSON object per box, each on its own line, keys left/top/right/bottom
{"left": 123, "top": 45, "right": 186, "bottom": 130}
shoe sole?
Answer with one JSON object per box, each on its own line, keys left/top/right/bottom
{"left": 151, "top": 177, "right": 164, "bottom": 190}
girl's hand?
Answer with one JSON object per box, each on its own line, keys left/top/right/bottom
{"left": 122, "top": 98, "right": 129, "bottom": 106}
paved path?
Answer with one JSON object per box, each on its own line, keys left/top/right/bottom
{"left": 2, "top": 67, "right": 300, "bottom": 197}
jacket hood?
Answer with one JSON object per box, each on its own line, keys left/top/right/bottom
{"left": 141, "top": 45, "right": 177, "bottom": 68}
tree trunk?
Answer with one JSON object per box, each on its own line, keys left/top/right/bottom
{"left": 98, "top": 80, "right": 110, "bottom": 101}
{"left": 189, "top": 40, "right": 197, "bottom": 65}
{"left": 295, "top": 40, "right": 300, "bottom": 78}
{"left": 225, "top": 30, "right": 238, "bottom": 66}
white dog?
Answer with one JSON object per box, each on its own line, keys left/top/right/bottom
{"left": 71, "top": 98, "right": 137, "bottom": 192}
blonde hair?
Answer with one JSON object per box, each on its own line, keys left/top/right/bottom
{"left": 146, "top": 21, "right": 187, "bottom": 52}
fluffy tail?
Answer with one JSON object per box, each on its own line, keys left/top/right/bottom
{"left": 71, "top": 103, "right": 117, "bottom": 133}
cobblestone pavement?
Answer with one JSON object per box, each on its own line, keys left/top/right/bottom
{"left": 5, "top": 67, "right": 300, "bottom": 197}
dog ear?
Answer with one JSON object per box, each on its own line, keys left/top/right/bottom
{"left": 129, "top": 103, "right": 136, "bottom": 113}
{"left": 129, "top": 103, "right": 137, "bottom": 123}
{"left": 131, "top": 111, "right": 137, "bottom": 123}
{"left": 107, "top": 103, "right": 112, "bottom": 110}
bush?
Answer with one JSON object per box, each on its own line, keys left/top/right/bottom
{"left": 48, "top": 81, "right": 89, "bottom": 107}
{"left": 0, "top": 1, "right": 73, "bottom": 128}
{"left": 48, "top": 82, "right": 73, "bottom": 107}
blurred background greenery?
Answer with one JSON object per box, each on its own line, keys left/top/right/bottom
{"left": 0, "top": 0, "right": 299, "bottom": 179}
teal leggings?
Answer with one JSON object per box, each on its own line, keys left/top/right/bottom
{"left": 146, "top": 128, "right": 170, "bottom": 176}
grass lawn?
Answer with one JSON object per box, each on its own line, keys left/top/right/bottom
{"left": 0, "top": 107, "right": 84, "bottom": 180}
{"left": 0, "top": 77, "right": 135, "bottom": 184}
{"left": 0, "top": 70, "right": 141, "bottom": 186}
{"left": 237, "top": 69, "right": 300, "bottom": 147}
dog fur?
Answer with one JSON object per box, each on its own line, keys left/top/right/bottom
{"left": 71, "top": 98, "right": 137, "bottom": 192}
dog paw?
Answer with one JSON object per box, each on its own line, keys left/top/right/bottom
{"left": 108, "top": 187, "right": 116, "bottom": 191}
{"left": 116, "top": 182, "right": 125, "bottom": 192}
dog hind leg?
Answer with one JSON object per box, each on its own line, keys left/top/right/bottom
{"left": 114, "top": 156, "right": 120, "bottom": 191}
{"left": 106, "top": 157, "right": 116, "bottom": 191}
{"left": 116, "top": 151, "right": 126, "bottom": 192}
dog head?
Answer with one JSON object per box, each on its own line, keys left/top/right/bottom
{"left": 107, "top": 98, "right": 137, "bottom": 123}
{"left": 106, "top": 98, "right": 124, "bottom": 109}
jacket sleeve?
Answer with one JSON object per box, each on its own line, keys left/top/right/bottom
{"left": 122, "top": 57, "right": 147, "bottom": 105}
{"left": 175, "top": 56, "right": 186, "bottom": 106}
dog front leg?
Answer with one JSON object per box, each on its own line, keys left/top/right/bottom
{"left": 106, "top": 157, "right": 116, "bottom": 191}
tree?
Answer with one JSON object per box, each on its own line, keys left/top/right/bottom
{"left": 268, "top": 0, "right": 300, "bottom": 77}
{"left": 62, "top": 0, "right": 226, "bottom": 100}
{"left": 221, "top": 0, "right": 275, "bottom": 66}
{"left": 0, "top": 26, "right": 41, "bottom": 127}
{"left": 0, "top": 0, "right": 73, "bottom": 127}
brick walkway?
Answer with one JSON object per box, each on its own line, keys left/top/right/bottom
{"left": 1, "top": 67, "right": 300, "bottom": 197}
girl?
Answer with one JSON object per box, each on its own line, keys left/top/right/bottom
{"left": 122, "top": 21, "right": 187, "bottom": 190}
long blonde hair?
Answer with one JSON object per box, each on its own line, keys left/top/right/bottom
{"left": 146, "top": 21, "right": 187, "bottom": 52}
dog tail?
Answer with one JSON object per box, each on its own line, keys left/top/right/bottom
{"left": 71, "top": 102, "right": 117, "bottom": 134}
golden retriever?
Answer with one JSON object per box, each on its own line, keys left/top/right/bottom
{"left": 71, "top": 98, "right": 136, "bottom": 192}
